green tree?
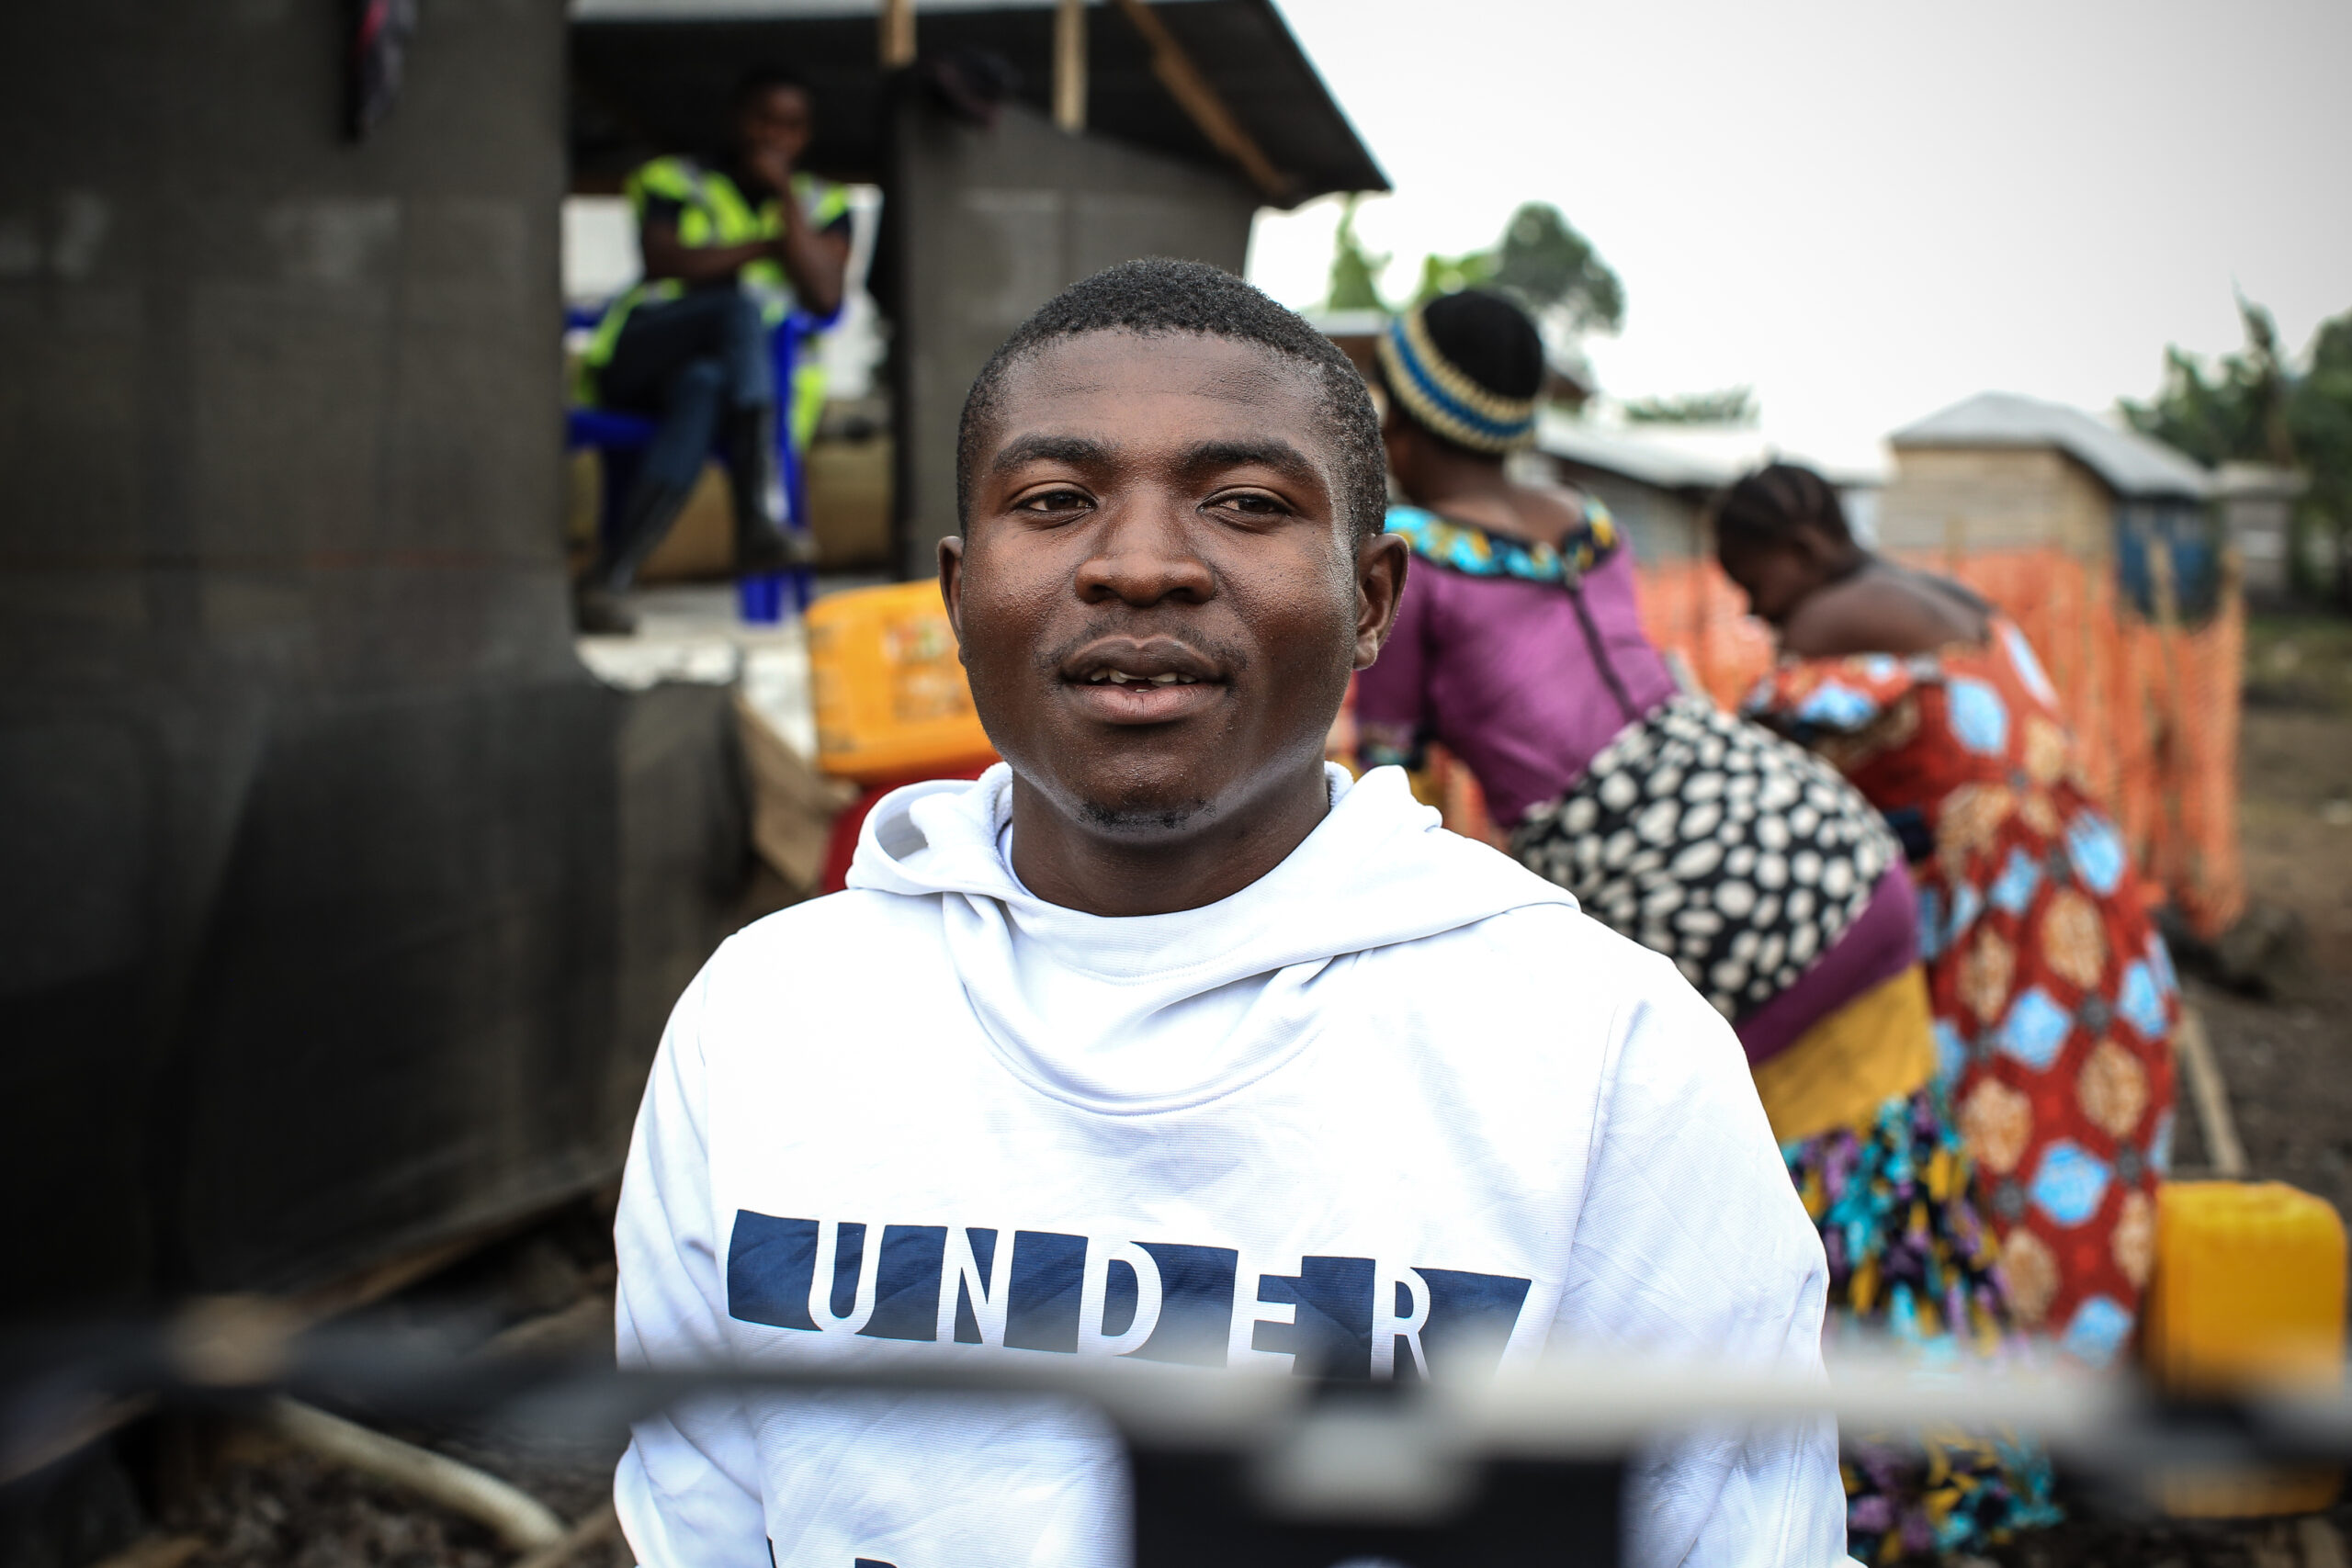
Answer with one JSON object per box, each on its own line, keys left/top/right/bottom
{"left": 1408, "top": 202, "right": 1625, "bottom": 339}
{"left": 2120, "top": 296, "right": 2293, "bottom": 468}
{"left": 2290, "top": 312, "right": 2352, "bottom": 597}
{"left": 1490, "top": 202, "right": 1623, "bottom": 335}
{"left": 1323, "top": 194, "right": 1391, "bottom": 313}
{"left": 1623, "top": 387, "right": 1757, "bottom": 426}
{"left": 2122, "top": 297, "right": 2352, "bottom": 601}
{"left": 1329, "top": 199, "right": 1623, "bottom": 409}
{"left": 1410, "top": 246, "right": 1496, "bottom": 302}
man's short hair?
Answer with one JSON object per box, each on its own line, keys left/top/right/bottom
{"left": 956, "top": 258, "right": 1388, "bottom": 545}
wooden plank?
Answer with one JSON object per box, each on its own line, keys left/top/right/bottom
{"left": 1054, "top": 0, "right": 1087, "bottom": 132}
{"left": 284, "top": 1217, "right": 526, "bottom": 1324}
{"left": 263, "top": 1397, "right": 566, "bottom": 1551}
{"left": 2174, "top": 1005, "right": 2248, "bottom": 1179}
{"left": 1, "top": 1393, "right": 156, "bottom": 1487}
{"left": 879, "top": 0, "right": 915, "bottom": 68}
{"left": 86, "top": 1535, "right": 204, "bottom": 1568}
{"left": 1108, "top": 0, "right": 1288, "bottom": 200}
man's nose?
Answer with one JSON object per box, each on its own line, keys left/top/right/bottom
{"left": 1074, "top": 497, "right": 1215, "bottom": 607}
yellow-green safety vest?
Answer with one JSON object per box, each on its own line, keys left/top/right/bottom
{"left": 578, "top": 156, "right": 851, "bottom": 434}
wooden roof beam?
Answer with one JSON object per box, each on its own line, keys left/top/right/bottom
{"left": 1108, "top": 0, "right": 1290, "bottom": 202}
{"left": 880, "top": 0, "right": 915, "bottom": 67}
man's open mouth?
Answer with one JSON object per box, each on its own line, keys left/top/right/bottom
{"left": 1081, "top": 669, "right": 1204, "bottom": 687}
{"left": 1060, "top": 637, "right": 1224, "bottom": 686}
{"left": 1058, "top": 638, "right": 1227, "bottom": 721}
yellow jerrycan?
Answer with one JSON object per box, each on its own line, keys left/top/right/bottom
{"left": 2143, "top": 1179, "right": 2346, "bottom": 1517}
{"left": 805, "top": 581, "right": 999, "bottom": 784}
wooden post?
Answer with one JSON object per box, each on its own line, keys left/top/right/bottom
{"left": 2219, "top": 539, "right": 2245, "bottom": 605}
{"left": 1109, "top": 0, "right": 1287, "bottom": 200}
{"left": 2148, "top": 536, "right": 2188, "bottom": 901}
{"left": 879, "top": 0, "right": 914, "bottom": 68}
{"left": 1053, "top": 0, "right": 1087, "bottom": 133}
{"left": 2173, "top": 1006, "right": 2247, "bottom": 1178}
{"left": 2077, "top": 551, "right": 2100, "bottom": 772}
{"left": 2149, "top": 534, "right": 2179, "bottom": 626}
{"left": 2214, "top": 541, "right": 2247, "bottom": 923}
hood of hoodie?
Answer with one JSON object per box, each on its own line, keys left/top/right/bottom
{"left": 845, "top": 762, "right": 1578, "bottom": 1114}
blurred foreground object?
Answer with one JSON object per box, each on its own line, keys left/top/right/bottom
{"left": 23, "top": 1305, "right": 2352, "bottom": 1566}
{"left": 2145, "top": 1180, "right": 2346, "bottom": 1517}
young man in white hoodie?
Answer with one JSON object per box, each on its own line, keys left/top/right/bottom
{"left": 614, "top": 259, "right": 1852, "bottom": 1566}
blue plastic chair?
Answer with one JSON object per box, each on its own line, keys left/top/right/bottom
{"left": 565, "top": 302, "right": 841, "bottom": 622}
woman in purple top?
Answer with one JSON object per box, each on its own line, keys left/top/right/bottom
{"left": 1359, "top": 292, "right": 1911, "bottom": 1051}
{"left": 1358, "top": 292, "right": 2052, "bottom": 1560}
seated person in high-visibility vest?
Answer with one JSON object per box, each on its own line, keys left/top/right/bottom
{"left": 575, "top": 64, "right": 853, "bottom": 633}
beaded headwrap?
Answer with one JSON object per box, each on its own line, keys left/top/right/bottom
{"left": 1374, "top": 303, "right": 1539, "bottom": 454}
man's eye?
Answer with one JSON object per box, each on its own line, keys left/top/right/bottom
{"left": 1019, "top": 490, "right": 1090, "bottom": 513}
{"left": 1214, "top": 492, "right": 1286, "bottom": 516}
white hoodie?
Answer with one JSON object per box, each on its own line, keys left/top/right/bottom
{"left": 614, "top": 763, "right": 1849, "bottom": 1568}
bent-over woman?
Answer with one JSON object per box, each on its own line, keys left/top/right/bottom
{"left": 1719, "top": 462, "right": 2179, "bottom": 1374}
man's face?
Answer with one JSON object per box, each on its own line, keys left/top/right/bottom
{"left": 944, "top": 331, "right": 1402, "bottom": 839}
{"left": 736, "top": 85, "right": 813, "bottom": 166}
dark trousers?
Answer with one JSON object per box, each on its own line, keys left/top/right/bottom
{"left": 595, "top": 288, "right": 775, "bottom": 495}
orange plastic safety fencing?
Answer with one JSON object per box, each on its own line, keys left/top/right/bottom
{"left": 1396, "top": 549, "right": 2245, "bottom": 940}
{"left": 1628, "top": 549, "right": 2244, "bottom": 939}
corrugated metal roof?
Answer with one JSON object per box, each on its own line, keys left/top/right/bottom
{"left": 1533, "top": 412, "right": 1883, "bottom": 493}
{"left": 573, "top": 0, "right": 1214, "bottom": 19}
{"left": 568, "top": 0, "right": 1385, "bottom": 203}
{"left": 1298, "top": 307, "right": 1387, "bottom": 339}
{"left": 1891, "top": 390, "right": 2211, "bottom": 500}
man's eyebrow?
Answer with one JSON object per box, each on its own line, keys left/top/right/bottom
{"left": 989, "top": 434, "right": 1113, "bottom": 475}
{"left": 1175, "top": 437, "right": 1318, "bottom": 484}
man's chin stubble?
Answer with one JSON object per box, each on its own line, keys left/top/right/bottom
{"left": 1074, "top": 794, "right": 1215, "bottom": 836}
{"left": 1058, "top": 780, "right": 1223, "bottom": 841}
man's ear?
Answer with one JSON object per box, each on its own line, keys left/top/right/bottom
{"left": 1351, "top": 530, "right": 1409, "bottom": 671}
{"left": 939, "top": 535, "right": 967, "bottom": 647}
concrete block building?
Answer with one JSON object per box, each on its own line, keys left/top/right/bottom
{"left": 1880, "top": 391, "right": 2218, "bottom": 615}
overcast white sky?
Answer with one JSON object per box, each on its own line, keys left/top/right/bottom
{"left": 1243, "top": 0, "right": 2352, "bottom": 473}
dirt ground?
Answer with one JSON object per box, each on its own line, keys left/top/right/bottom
{"left": 135, "top": 1217, "right": 638, "bottom": 1568}
{"left": 44, "top": 615, "right": 2352, "bottom": 1568}
{"left": 2183, "top": 615, "right": 2352, "bottom": 1210}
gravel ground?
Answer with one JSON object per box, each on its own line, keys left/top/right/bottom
{"left": 166, "top": 1454, "right": 515, "bottom": 1568}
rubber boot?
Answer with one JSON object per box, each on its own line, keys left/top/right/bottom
{"left": 575, "top": 476, "right": 694, "bottom": 635}
{"left": 726, "top": 405, "right": 819, "bottom": 572}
